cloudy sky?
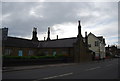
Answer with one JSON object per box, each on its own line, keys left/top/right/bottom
{"left": 1, "top": 0, "right": 119, "bottom": 46}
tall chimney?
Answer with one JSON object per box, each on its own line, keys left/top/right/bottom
{"left": 77, "top": 20, "right": 81, "bottom": 38}
{"left": 47, "top": 27, "right": 51, "bottom": 41}
{"left": 108, "top": 45, "right": 110, "bottom": 51}
{"left": 32, "top": 27, "right": 38, "bottom": 41}
{"left": 44, "top": 37, "right": 45, "bottom": 41}
{"left": 85, "top": 31, "right": 88, "bottom": 47}
{"left": 57, "top": 35, "right": 58, "bottom": 39}
{"left": 85, "top": 32, "right": 87, "bottom": 39}
{"left": 2, "top": 27, "right": 8, "bottom": 40}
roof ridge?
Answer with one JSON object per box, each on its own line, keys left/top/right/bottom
{"left": 8, "top": 36, "right": 32, "bottom": 41}
{"left": 50, "top": 37, "right": 77, "bottom": 41}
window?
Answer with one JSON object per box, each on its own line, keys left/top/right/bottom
{"left": 62, "top": 51, "right": 68, "bottom": 56}
{"left": 44, "top": 51, "right": 48, "bottom": 56}
{"left": 28, "top": 50, "right": 34, "bottom": 56}
{"left": 62, "top": 51, "right": 66, "bottom": 54}
{"left": 4, "top": 49, "right": 11, "bottom": 55}
{"left": 53, "top": 51, "right": 56, "bottom": 56}
{"left": 18, "top": 50, "right": 23, "bottom": 56}
{"left": 95, "top": 41, "right": 99, "bottom": 46}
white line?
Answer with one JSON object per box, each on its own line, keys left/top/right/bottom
{"left": 49, "top": 64, "right": 72, "bottom": 67}
{"left": 43, "top": 75, "right": 58, "bottom": 79}
{"left": 58, "top": 72, "right": 73, "bottom": 77}
{"left": 43, "top": 72, "right": 73, "bottom": 79}
{"left": 85, "top": 67, "right": 101, "bottom": 71}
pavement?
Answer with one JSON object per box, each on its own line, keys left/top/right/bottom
{"left": 2, "top": 58, "right": 113, "bottom": 72}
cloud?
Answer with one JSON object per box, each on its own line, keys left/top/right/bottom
{"left": 2, "top": 0, "right": 119, "bottom": 2}
{"left": 2, "top": 2, "right": 118, "bottom": 46}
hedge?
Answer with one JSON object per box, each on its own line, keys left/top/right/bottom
{"left": 3, "top": 55, "right": 69, "bottom": 59}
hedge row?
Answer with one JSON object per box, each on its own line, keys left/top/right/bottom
{"left": 3, "top": 55, "right": 70, "bottom": 59}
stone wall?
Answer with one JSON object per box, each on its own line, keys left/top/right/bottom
{"left": 74, "top": 36, "right": 92, "bottom": 63}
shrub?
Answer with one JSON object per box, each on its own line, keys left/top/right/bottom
{"left": 55, "top": 54, "right": 68, "bottom": 58}
{"left": 3, "top": 55, "right": 56, "bottom": 59}
{"left": 2, "top": 54, "right": 69, "bottom": 59}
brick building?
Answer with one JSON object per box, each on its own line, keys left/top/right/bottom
{"left": 2, "top": 20, "right": 92, "bottom": 63}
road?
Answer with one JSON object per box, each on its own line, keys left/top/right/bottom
{"left": 2, "top": 58, "right": 119, "bottom": 81}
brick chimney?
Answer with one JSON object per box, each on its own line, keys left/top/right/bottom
{"left": 2, "top": 27, "right": 8, "bottom": 40}
{"left": 57, "top": 35, "right": 58, "bottom": 40}
{"left": 85, "top": 31, "right": 88, "bottom": 47}
{"left": 32, "top": 27, "right": 38, "bottom": 41}
{"left": 47, "top": 27, "right": 51, "bottom": 41}
{"left": 44, "top": 37, "right": 45, "bottom": 41}
{"left": 77, "top": 20, "right": 81, "bottom": 38}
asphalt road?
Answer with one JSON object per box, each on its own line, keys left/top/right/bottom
{"left": 2, "top": 58, "right": 119, "bottom": 81}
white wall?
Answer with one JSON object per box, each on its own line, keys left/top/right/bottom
{"left": 88, "top": 33, "right": 106, "bottom": 59}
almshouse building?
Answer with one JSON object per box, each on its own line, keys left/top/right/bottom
{"left": 2, "top": 20, "right": 93, "bottom": 63}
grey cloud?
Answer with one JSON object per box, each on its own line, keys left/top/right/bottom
{"left": 2, "top": 2, "right": 118, "bottom": 44}
{"left": 118, "top": 1, "right": 120, "bottom": 48}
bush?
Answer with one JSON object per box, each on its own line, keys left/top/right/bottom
{"left": 2, "top": 54, "right": 69, "bottom": 59}
{"left": 3, "top": 56, "right": 26, "bottom": 59}
{"left": 55, "top": 54, "right": 68, "bottom": 58}
{"left": 3, "top": 55, "right": 56, "bottom": 59}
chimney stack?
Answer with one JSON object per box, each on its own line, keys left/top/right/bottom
{"left": 32, "top": 27, "right": 38, "bottom": 41}
{"left": 108, "top": 45, "right": 110, "bottom": 50}
{"left": 77, "top": 20, "right": 81, "bottom": 38}
{"left": 44, "top": 37, "right": 45, "bottom": 41}
{"left": 57, "top": 35, "right": 58, "bottom": 40}
{"left": 2, "top": 27, "right": 8, "bottom": 40}
{"left": 47, "top": 27, "right": 51, "bottom": 41}
{"left": 85, "top": 31, "right": 88, "bottom": 47}
{"left": 85, "top": 32, "right": 87, "bottom": 37}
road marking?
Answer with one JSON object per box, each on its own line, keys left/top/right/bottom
{"left": 43, "top": 72, "right": 73, "bottom": 79}
{"left": 58, "top": 73, "right": 73, "bottom": 77}
{"left": 43, "top": 75, "right": 58, "bottom": 79}
{"left": 85, "top": 67, "right": 101, "bottom": 71}
{"left": 49, "top": 64, "right": 73, "bottom": 67}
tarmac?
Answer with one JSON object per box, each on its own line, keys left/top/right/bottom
{"left": 2, "top": 59, "right": 112, "bottom": 73}
{"left": 2, "top": 63, "right": 76, "bottom": 72}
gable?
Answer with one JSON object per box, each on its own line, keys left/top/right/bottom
{"left": 88, "top": 33, "right": 100, "bottom": 42}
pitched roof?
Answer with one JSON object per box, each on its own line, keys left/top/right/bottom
{"left": 97, "top": 36, "right": 106, "bottom": 44}
{"left": 88, "top": 32, "right": 98, "bottom": 40}
{"left": 3, "top": 36, "right": 77, "bottom": 48}
{"left": 97, "top": 36, "right": 103, "bottom": 41}
{"left": 38, "top": 37, "right": 77, "bottom": 48}
{"left": 88, "top": 32, "right": 106, "bottom": 44}
{"left": 2, "top": 36, "right": 38, "bottom": 48}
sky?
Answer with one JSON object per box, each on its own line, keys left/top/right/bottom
{"left": 1, "top": 0, "right": 119, "bottom": 47}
